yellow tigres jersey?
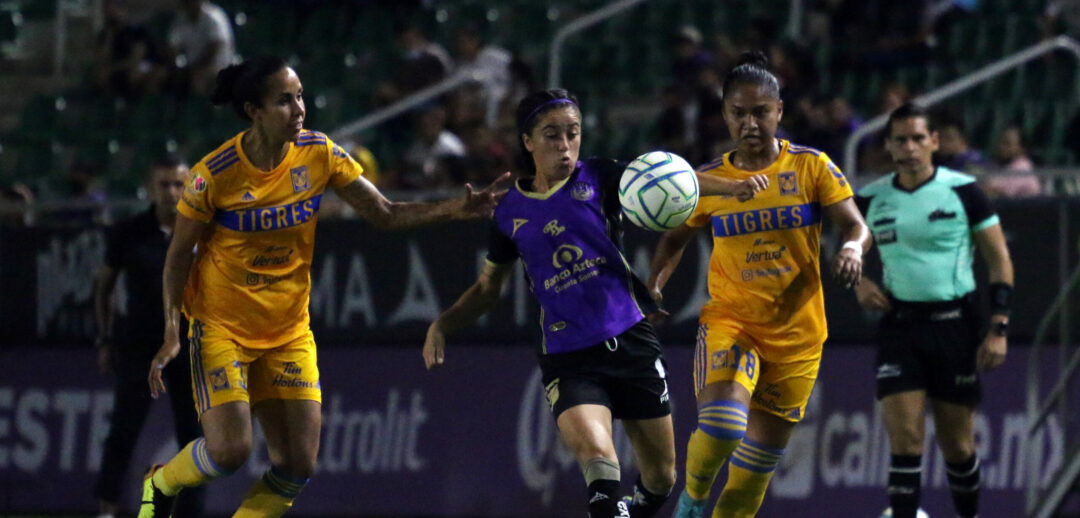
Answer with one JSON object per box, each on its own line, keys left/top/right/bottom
{"left": 177, "top": 130, "right": 364, "bottom": 348}
{"left": 687, "top": 139, "right": 853, "bottom": 353}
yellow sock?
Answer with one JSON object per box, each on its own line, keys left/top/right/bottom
{"left": 153, "top": 438, "right": 230, "bottom": 496}
{"left": 685, "top": 400, "right": 749, "bottom": 500}
{"left": 233, "top": 467, "right": 309, "bottom": 518}
{"left": 713, "top": 439, "right": 784, "bottom": 518}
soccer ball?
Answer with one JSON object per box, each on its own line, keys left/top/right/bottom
{"left": 619, "top": 151, "right": 699, "bottom": 231}
{"left": 878, "top": 508, "right": 930, "bottom": 518}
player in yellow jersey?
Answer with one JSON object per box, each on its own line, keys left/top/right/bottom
{"left": 649, "top": 52, "right": 871, "bottom": 518}
{"left": 137, "top": 56, "right": 507, "bottom": 518}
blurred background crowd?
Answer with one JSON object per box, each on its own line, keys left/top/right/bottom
{"left": 1, "top": 0, "right": 1079, "bottom": 227}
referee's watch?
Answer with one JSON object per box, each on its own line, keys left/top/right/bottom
{"left": 992, "top": 321, "right": 1009, "bottom": 337}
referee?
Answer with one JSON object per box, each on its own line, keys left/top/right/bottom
{"left": 93, "top": 158, "right": 203, "bottom": 518}
{"left": 853, "top": 103, "right": 1014, "bottom": 518}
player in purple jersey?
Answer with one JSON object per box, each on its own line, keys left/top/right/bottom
{"left": 422, "top": 89, "right": 766, "bottom": 518}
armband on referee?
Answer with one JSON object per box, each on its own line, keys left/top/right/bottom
{"left": 989, "top": 282, "right": 1013, "bottom": 315}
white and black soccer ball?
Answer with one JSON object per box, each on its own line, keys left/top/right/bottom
{"left": 619, "top": 151, "right": 699, "bottom": 231}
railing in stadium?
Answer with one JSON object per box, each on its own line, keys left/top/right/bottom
{"left": 1025, "top": 238, "right": 1080, "bottom": 518}
{"left": 842, "top": 35, "right": 1080, "bottom": 177}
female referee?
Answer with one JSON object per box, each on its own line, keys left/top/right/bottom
{"left": 139, "top": 55, "right": 507, "bottom": 518}
{"left": 649, "top": 52, "right": 871, "bottom": 518}
{"left": 422, "top": 88, "right": 766, "bottom": 518}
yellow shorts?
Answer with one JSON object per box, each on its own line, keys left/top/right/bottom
{"left": 188, "top": 319, "right": 322, "bottom": 416}
{"left": 693, "top": 320, "right": 820, "bottom": 422}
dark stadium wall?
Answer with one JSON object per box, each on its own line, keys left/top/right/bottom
{"left": 0, "top": 345, "right": 1069, "bottom": 517}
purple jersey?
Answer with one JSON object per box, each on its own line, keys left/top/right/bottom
{"left": 488, "top": 159, "right": 650, "bottom": 354}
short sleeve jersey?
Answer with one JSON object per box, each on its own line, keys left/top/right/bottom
{"left": 104, "top": 206, "right": 186, "bottom": 356}
{"left": 687, "top": 140, "right": 853, "bottom": 352}
{"left": 487, "top": 158, "right": 654, "bottom": 355}
{"left": 177, "top": 130, "right": 363, "bottom": 347}
{"left": 855, "top": 166, "right": 999, "bottom": 302}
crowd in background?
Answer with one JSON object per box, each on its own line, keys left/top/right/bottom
{"left": 5, "top": 0, "right": 1080, "bottom": 228}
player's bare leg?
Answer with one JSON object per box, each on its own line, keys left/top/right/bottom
{"left": 931, "top": 399, "right": 980, "bottom": 518}
{"left": 623, "top": 415, "right": 676, "bottom": 517}
{"left": 881, "top": 391, "right": 927, "bottom": 518}
{"left": 558, "top": 404, "right": 628, "bottom": 518}
{"left": 234, "top": 399, "right": 322, "bottom": 518}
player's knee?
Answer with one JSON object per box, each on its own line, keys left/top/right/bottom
{"left": 696, "top": 399, "right": 749, "bottom": 441}
{"left": 642, "top": 465, "right": 676, "bottom": 495}
{"left": 938, "top": 434, "right": 975, "bottom": 461}
{"left": 206, "top": 437, "right": 252, "bottom": 472}
{"left": 283, "top": 455, "right": 317, "bottom": 480}
{"left": 887, "top": 423, "right": 924, "bottom": 454}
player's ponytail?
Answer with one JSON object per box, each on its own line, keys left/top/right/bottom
{"left": 211, "top": 55, "right": 289, "bottom": 122}
{"left": 721, "top": 50, "right": 780, "bottom": 101}
{"left": 514, "top": 89, "right": 580, "bottom": 174}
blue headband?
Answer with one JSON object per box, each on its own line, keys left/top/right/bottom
{"left": 523, "top": 98, "right": 577, "bottom": 130}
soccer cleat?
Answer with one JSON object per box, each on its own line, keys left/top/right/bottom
{"left": 138, "top": 465, "right": 175, "bottom": 518}
{"left": 670, "top": 490, "right": 707, "bottom": 518}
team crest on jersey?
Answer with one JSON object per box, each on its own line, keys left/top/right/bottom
{"left": 190, "top": 175, "right": 207, "bottom": 193}
{"left": 570, "top": 182, "right": 594, "bottom": 201}
{"left": 208, "top": 367, "right": 230, "bottom": 391}
{"left": 291, "top": 166, "right": 310, "bottom": 193}
{"left": 778, "top": 171, "right": 798, "bottom": 196}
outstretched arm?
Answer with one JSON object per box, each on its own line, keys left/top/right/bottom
{"left": 424, "top": 261, "right": 515, "bottom": 369}
{"left": 335, "top": 173, "right": 511, "bottom": 230}
{"left": 696, "top": 173, "right": 769, "bottom": 201}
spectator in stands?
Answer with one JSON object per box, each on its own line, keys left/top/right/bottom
{"left": 1042, "top": 0, "right": 1080, "bottom": 39}
{"left": 811, "top": 95, "right": 864, "bottom": 161}
{"left": 0, "top": 182, "right": 34, "bottom": 227}
{"left": 374, "top": 20, "right": 453, "bottom": 106}
{"left": 460, "top": 121, "right": 512, "bottom": 185}
{"left": 985, "top": 126, "right": 1041, "bottom": 198}
{"left": 880, "top": 82, "right": 912, "bottom": 114}
{"left": 671, "top": 26, "right": 714, "bottom": 95}
{"left": 839, "top": 0, "right": 934, "bottom": 70}
{"left": 399, "top": 104, "right": 467, "bottom": 189}
{"left": 654, "top": 84, "right": 693, "bottom": 159}
{"left": 935, "top": 119, "right": 990, "bottom": 172}
{"left": 92, "top": 0, "right": 166, "bottom": 99}
{"left": 94, "top": 158, "right": 204, "bottom": 518}
{"left": 167, "top": 0, "right": 234, "bottom": 96}
{"left": 56, "top": 157, "right": 109, "bottom": 225}
{"left": 452, "top": 23, "right": 512, "bottom": 127}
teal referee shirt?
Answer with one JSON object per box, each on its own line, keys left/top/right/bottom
{"left": 855, "top": 166, "right": 999, "bottom": 302}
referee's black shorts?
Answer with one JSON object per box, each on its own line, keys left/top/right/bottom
{"left": 538, "top": 319, "right": 671, "bottom": 421}
{"left": 875, "top": 294, "right": 982, "bottom": 406}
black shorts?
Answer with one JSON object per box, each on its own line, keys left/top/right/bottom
{"left": 875, "top": 295, "right": 982, "bottom": 406}
{"left": 538, "top": 320, "right": 671, "bottom": 421}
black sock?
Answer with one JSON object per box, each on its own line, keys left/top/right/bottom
{"left": 588, "top": 479, "right": 623, "bottom": 518}
{"left": 629, "top": 475, "right": 670, "bottom": 518}
{"left": 888, "top": 454, "right": 922, "bottom": 518}
{"left": 946, "top": 455, "right": 980, "bottom": 518}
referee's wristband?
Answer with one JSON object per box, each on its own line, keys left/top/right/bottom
{"left": 989, "top": 282, "right": 1013, "bottom": 315}
{"left": 841, "top": 241, "right": 862, "bottom": 256}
